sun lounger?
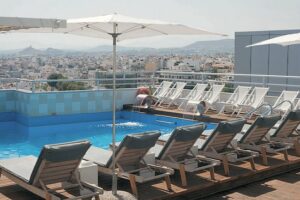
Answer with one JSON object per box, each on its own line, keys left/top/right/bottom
{"left": 184, "top": 84, "right": 224, "bottom": 113}
{"left": 270, "top": 110, "right": 300, "bottom": 155}
{"left": 84, "top": 132, "right": 173, "bottom": 197}
{"left": 157, "top": 82, "right": 187, "bottom": 107}
{"left": 272, "top": 90, "right": 299, "bottom": 117}
{"left": 152, "top": 123, "right": 220, "bottom": 186}
{"left": 152, "top": 81, "right": 173, "bottom": 105}
{"left": 235, "top": 87, "right": 269, "bottom": 117}
{"left": 0, "top": 140, "right": 103, "bottom": 200}
{"left": 196, "top": 119, "right": 258, "bottom": 176}
{"left": 237, "top": 115, "right": 292, "bottom": 165}
{"left": 178, "top": 83, "right": 208, "bottom": 111}
{"left": 218, "top": 86, "right": 252, "bottom": 115}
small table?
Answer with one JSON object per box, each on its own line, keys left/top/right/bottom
{"left": 78, "top": 160, "right": 98, "bottom": 186}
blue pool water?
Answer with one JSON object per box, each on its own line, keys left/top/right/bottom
{"left": 0, "top": 111, "right": 216, "bottom": 159}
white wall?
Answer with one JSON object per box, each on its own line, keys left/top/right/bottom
{"left": 235, "top": 29, "right": 300, "bottom": 95}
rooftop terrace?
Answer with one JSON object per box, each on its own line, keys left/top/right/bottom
{"left": 0, "top": 71, "right": 299, "bottom": 199}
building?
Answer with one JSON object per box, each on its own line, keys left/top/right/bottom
{"left": 235, "top": 29, "right": 300, "bottom": 94}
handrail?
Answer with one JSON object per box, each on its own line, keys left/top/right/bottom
{"left": 272, "top": 100, "right": 294, "bottom": 111}
{"left": 1, "top": 70, "right": 300, "bottom": 93}
{"left": 244, "top": 103, "right": 273, "bottom": 119}
{"left": 157, "top": 70, "right": 300, "bottom": 79}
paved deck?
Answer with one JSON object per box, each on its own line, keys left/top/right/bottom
{"left": 205, "top": 169, "right": 300, "bottom": 200}
{"left": 128, "top": 105, "right": 256, "bottom": 124}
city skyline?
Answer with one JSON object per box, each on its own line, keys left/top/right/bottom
{"left": 0, "top": 0, "right": 299, "bottom": 50}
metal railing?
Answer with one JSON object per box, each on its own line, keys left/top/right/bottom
{"left": 0, "top": 71, "right": 300, "bottom": 95}
{"left": 156, "top": 71, "right": 300, "bottom": 95}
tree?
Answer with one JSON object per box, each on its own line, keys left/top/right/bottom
{"left": 209, "top": 68, "right": 219, "bottom": 80}
{"left": 223, "top": 83, "right": 235, "bottom": 93}
{"left": 47, "top": 73, "right": 90, "bottom": 91}
{"left": 57, "top": 81, "right": 90, "bottom": 91}
{"left": 47, "top": 73, "right": 65, "bottom": 88}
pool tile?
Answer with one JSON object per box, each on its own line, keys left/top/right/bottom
{"left": 39, "top": 104, "right": 48, "bottom": 115}
{"left": 0, "top": 104, "right": 5, "bottom": 112}
{"left": 64, "top": 93, "right": 72, "bottom": 100}
{"left": 80, "top": 103, "right": 88, "bottom": 113}
{"left": 87, "top": 92, "right": 96, "bottom": 100}
{"left": 56, "top": 103, "right": 65, "bottom": 114}
{"left": 39, "top": 94, "right": 48, "bottom": 104}
{"left": 88, "top": 101, "right": 96, "bottom": 112}
{"left": 56, "top": 93, "right": 65, "bottom": 103}
{"left": 30, "top": 105, "right": 39, "bottom": 116}
{"left": 64, "top": 103, "right": 72, "bottom": 114}
{"left": 80, "top": 92, "right": 88, "bottom": 98}
{"left": 47, "top": 93, "right": 56, "bottom": 100}
{"left": 6, "top": 92, "right": 15, "bottom": 101}
{"left": 71, "top": 102, "right": 80, "bottom": 113}
{"left": 72, "top": 93, "right": 81, "bottom": 102}
{"left": 47, "top": 103, "right": 56, "bottom": 115}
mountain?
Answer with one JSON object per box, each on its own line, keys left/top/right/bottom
{"left": 11, "top": 46, "right": 75, "bottom": 56}
{"left": 180, "top": 39, "right": 234, "bottom": 53}
{"left": 18, "top": 46, "right": 44, "bottom": 56}
{"left": 0, "top": 39, "right": 234, "bottom": 56}
{"left": 45, "top": 48, "right": 66, "bottom": 55}
{"left": 87, "top": 45, "right": 155, "bottom": 52}
{"left": 88, "top": 39, "right": 234, "bottom": 54}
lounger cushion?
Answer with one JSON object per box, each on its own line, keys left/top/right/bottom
{"left": 29, "top": 140, "right": 91, "bottom": 184}
{"left": 199, "top": 119, "right": 246, "bottom": 151}
{"left": 106, "top": 131, "right": 161, "bottom": 168}
{"left": 0, "top": 156, "right": 37, "bottom": 183}
{"left": 117, "top": 131, "right": 160, "bottom": 150}
{"left": 159, "top": 133, "right": 172, "bottom": 142}
{"left": 158, "top": 128, "right": 213, "bottom": 142}
{"left": 157, "top": 123, "right": 206, "bottom": 159}
{"left": 239, "top": 115, "right": 281, "bottom": 143}
{"left": 150, "top": 144, "right": 164, "bottom": 157}
{"left": 194, "top": 138, "right": 206, "bottom": 149}
{"left": 84, "top": 146, "right": 112, "bottom": 167}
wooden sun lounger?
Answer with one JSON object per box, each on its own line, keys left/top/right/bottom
{"left": 84, "top": 131, "right": 173, "bottom": 198}
{"left": 0, "top": 140, "right": 103, "bottom": 200}
{"left": 270, "top": 110, "right": 300, "bottom": 155}
{"left": 197, "top": 119, "right": 259, "bottom": 176}
{"left": 153, "top": 123, "right": 220, "bottom": 186}
{"left": 237, "top": 115, "right": 292, "bottom": 165}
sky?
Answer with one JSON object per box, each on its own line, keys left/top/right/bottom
{"left": 0, "top": 0, "right": 300, "bottom": 50}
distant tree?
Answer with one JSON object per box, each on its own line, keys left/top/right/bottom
{"left": 47, "top": 73, "right": 65, "bottom": 89}
{"left": 68, "top": 64, "right": 74, "bottom": 68}
{"left": 47, "top": 73, "right": 90, "bottom": 91}
{"left": 223, "top": 83, "right": 235, "bottom": 93}
{"left": 209, "top": 68, "right": 219, "bottom": 80}
{"left": 57, "top": 81, "right": 90, "bottom": 91}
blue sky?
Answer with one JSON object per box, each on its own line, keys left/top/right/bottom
{"left": 0, "top": 0, "right": 299, "bottom": 50}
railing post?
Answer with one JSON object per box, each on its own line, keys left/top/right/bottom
{"left": 31, "top": 81, "right": 35, "bottom": 93}
{"left": 96, "top": 79, "right": 100, "bottom": 90}
{"left": 16, "top": 79, "right": 19, "bottom": 91}
{"left": 262, "top": 76, "right": 267, "bottom": 87}
{"left": 201, "top": 73, "right": 204, "bottom": 83}
{"left": 151, "top": 72, "right": 155, "bottom": 88}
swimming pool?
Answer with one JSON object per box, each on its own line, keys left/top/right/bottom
{"left": 0, "top": 111, "right": 216, "bottom": 159}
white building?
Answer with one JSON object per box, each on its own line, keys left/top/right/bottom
{"left": 235, "top": 29, "right": 300, "bottom": 94}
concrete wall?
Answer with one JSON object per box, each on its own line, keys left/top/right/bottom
{"left": 0, "top": 89, "right": 137, "bottom": 116}
{"left": 235, "top": 29, "right": 300, "bottom": 95}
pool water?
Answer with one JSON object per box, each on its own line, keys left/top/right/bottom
{"left": 0, "top": 111, "right": 216, "bottom": 159}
